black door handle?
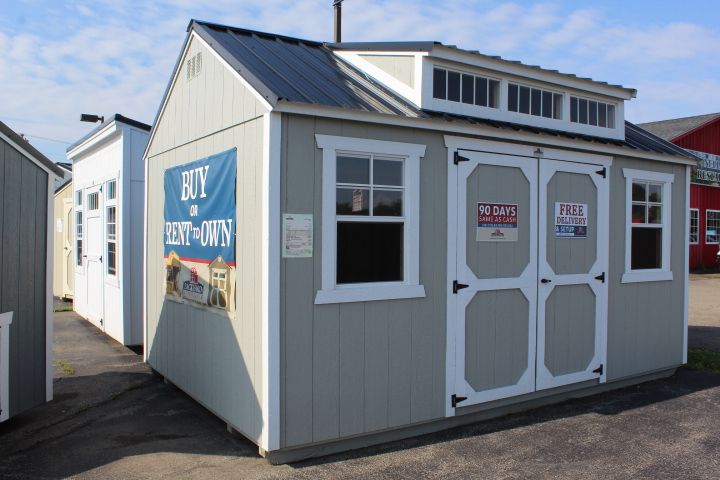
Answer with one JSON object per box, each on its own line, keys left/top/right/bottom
{"left": 541, "top": 278, "right": 552, "bottom": 284}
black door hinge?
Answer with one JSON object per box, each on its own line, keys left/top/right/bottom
{"left": 593, "top": 364, "right": 604, "bottom": 375}
{"left": 452, "top": 280, "right": 469, "bottom": 294}
{"left": 454, "top": 151, "right": 470, "bottom": 165}
{"left": 451, "top": 394, "right": 468, "bottom": 408}
{"left": 594, "top": 272, "right": 605, "bottom": 283}
{"left": 596, "top": 167, "right": 606, "bottom": 178}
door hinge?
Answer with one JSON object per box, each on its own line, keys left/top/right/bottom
{"left": 451, "top": 394, "right": 468, "bottom": 408}
{"left": 596, "top": 167, "right": 607, "bottom": 178}
{"left": 594, "top": 272, "right": 605, "bottom": 283}
{"left": 452, "top": 280, "right": 469, "bottom": 294}
{"left": 453, "top": 151, "right": 470, "bottom": 165}
{"left": 593, "top": 364, "right": 604, "bottom": 375}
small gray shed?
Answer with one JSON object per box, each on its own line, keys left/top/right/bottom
{"left": 143, "top": 20, "right": 697, "bottom": 462}
{"left": 0, "top": 120, "right": 62, "bottom": 422}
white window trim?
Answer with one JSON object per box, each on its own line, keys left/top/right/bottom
{"left": 706, "top": 209, "right": 720, "bottom": 245}
{"left": 621, "top": 168, "right": 674, "bottom": 284}
{"left": 689, "top": 208, "right": 699, "bottom": 245}
{"left": 74, "top": 189, "right": 85, "bottom": 273}
{"left": 105, "top": 178, "right": 118, "bottom": 281}
{"left": 314, "top": 134, "right": 426, "bottom": 304}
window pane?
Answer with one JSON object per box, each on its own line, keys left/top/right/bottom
{"left": 690, "top": 210, "right": 699, "bottom": 243}
{"left": 531, "top": 89, "right": 541, "bottom": 116}
{"left": 508, "top": 84, "right": 519, "bottom": 112}
{"left": 432, "top": 68, "right": 446, "bottom": 99}
{"left": 589, "top": 101, "right": 598, "bottom": 126}
{"left": 76, "top": 191, "right": 82, "bottom": 206}
{"left": 631, "top": 227, "right": 662, "bottom": 269}
{"left": 475, "top": 77, "right": 488, "bottom": 107}
{"left": 337, "top": 222, "right": 403, "bottom": 284}
{"left": 579, "top": 99, "right": 588, "bottom": 124}
{"left": 488, "top": 80, "right": 499, "bottom": 108}
{"left": 598, "top": 103, "right": 607, "bottom": 127}
{"left": 707, "top": 211, "right": 720, "bottom": 243}
{"left": 519, "top": 86, "right": 530, "bottom": 114}
{"left": 461, "top": 74, "right": 474, "bottom": 104}
{"left": 373, "top": 189, "right": 403, "bottom": 216}
{"left": 607, "top": 105, "right": 615, "bottom": 128}
{"left": 648, "top": 184, "right": 662, "bottom": 203}
{"left": 541, "top": 91, "right": 553, "bottom": 118}
{"left": 553, "top": 93, "right": 563, "bottom": 120}
{"left": 336, "top": 188, "right": 369, "bottom": 215}
{"left": 570, "top": 97, "right": 578, "bottom": 122}
{"left": 337, "top": 156, "right": 369, "bottom": 184}
{"left": 648, "top": 205, "right": 662, "bottom": 224}
{"left": 447, "top": 71, "right": 460, "bottom": 102}
{"left": 373, "top": 159, "right": 403, "bottom": 186}
{"left": 107, "top": 242, "right": 116, "bottom": 275}
{"left": 632, "top": 182, "right": 647, "bottom": 202}
{"left": 632, "top": 204, "right": 647, "bottom": 223}
{"left": 106, "top": 180, "right": 116, "bottom": 200}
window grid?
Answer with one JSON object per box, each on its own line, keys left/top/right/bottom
{"left": 336, "top": 154, "right": 405, "bottom": 221}
{"left": 706, "top": 210, "right": 720, "bottom": 244}
{"left": 690, "top": 208, "right": 699, "bottom": 245}
{"left": 106, "top": 179, "right": 116, "bottom": 201}
{"left": 432, "top": 67, "right": 500, "bottom": 109}
{"left": 88, "top": 192, "right": 99, "bottom": 210}
{"left": 508, "top": 83, "right": 563, "bottom": 120}
{"left": 570, "top": 96, "right": 616, "bottom": 128}
{"left": 106, "top": 178, "right": 118, "bottom": 276}
{"left": 76, "top": 209, "right": 83, "bottom": 267}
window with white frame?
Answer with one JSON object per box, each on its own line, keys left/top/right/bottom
{"left": 433, "top": 67, "right": 500, "bottom": 108}
{"left": 690, "top": 208, "right": 699, "bottom": 245}
{"left": 106, "top": 179, "right": 118, "bottom": 275}
{"left": 706, "top": 210, "right": 720, "bottom": 244}
{"left": 88, "top": 192, "right": 99, "bottom": 211}
{"left": 622, "top": 169, "right": 674, "bottom": 283}
{"left": 508, "top": 83, "right": 563, "bottom": 119}
{"left": 315, "top": 135, "right": 426, "bottom": 304}
{"left": 570, "top": 96, "right": 616, "bottom": 128}
{"left": 75, "top": 191, "right": 83, "bottom": 267}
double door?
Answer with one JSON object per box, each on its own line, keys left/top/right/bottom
{"left": 451, "top": 150, "right": 609, "bottom": 408}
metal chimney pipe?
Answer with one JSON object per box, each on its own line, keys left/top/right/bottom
{"left": 333, "top": 0, "right": 343, "bottom": 43}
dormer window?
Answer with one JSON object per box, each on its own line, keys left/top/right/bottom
{"left": 508, "top": 83, "right": 563, "bottom": 120}
{"left": 570, "top": 96, "right": 615, "bottom": 128}
{"left": 433, "top": 67, "right": 499, "bottom": 108}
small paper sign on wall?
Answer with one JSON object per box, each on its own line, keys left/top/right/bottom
{"left": 282, "top": 214, "right": 313, "bottom": 258}
{"left": 476, "top": 203, "right": 518, "bottom": 242}
{"left": 555, "top": 202, "right": 588, "bottom": 238}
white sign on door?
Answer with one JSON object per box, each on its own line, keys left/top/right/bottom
{"left": 554, "top": 202, "right": 588, "bottom": 238}
{"left": 282, "top": 213, "right": 313, "bottom": 258}
{"left": 476, "top": 202, "right": 518, "bottom": 242}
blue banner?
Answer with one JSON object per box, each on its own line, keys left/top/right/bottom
{"left": 163, "top": 148, "right": 236, "bottom": 265}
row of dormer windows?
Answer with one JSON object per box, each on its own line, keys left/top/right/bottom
{"left": 432, "top": 67, "right": 500, "bottom": 108}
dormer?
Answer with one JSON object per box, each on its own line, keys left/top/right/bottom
{"left": 332, "top": 42, "right": 636, "bottom": 141}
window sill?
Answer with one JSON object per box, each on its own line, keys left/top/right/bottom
{"left": 621, "top": 270, "right": 673, "bottom": 284}
{"left": 314, "top": 284, "right": 426, "bottom": 305}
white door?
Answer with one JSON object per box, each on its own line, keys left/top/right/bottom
{"left": 84, "top": 186, "right": 104, "bottom": 328}
{"left": 536, "top": 159, "right": 609, "bottom": 389}
{"left": 62, "top": 199, "right": 74, "bottom": 299}
{"left": 451, "top": 151, "right": 538, "bottom": 406}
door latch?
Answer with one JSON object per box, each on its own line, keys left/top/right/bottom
{"left": 541, "top": 278, "right": 552, "bottom": 284}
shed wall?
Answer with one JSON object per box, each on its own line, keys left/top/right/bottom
{"left": 0, "top": 137, "right": 49, "bottom": 417}
{"left": 145, "top": 35, "right": 268, "bottom": 442}
{"left": 53, "top": 183, "right": 73, "bottom": 298}
{"left": 279, "top": 114, "right": 688, "bottom": 449}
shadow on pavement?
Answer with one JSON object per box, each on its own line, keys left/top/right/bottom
{"left": 689, "top": 325, "right": 720, "bottom": 352}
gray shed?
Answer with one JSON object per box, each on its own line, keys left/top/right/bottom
{"left": 0, "top": 120, "right": 63, "bottom": 422}
{"left": 143, "top": 20, "right": 697, "bottom": 462}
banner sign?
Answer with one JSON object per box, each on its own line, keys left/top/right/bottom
{"left": 164, "top": 148, "right": 236, "bottom": 313}
{"left": 555, "top": 202, "right": 588, "bottom": 238}
{"left": 686, "top": 149, "right": 720, "bottom": 183}
{"left": 476, "top": 202, "right": 518, "bottom": 242}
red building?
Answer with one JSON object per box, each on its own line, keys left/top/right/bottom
{"left": 640, "top": 113, "right": 720, "bottom": 269}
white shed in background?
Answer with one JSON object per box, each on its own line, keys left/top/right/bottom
{"left": 67, "top": 114, "right": 150, "bottom": 347}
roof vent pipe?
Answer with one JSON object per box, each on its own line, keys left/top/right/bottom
{"left": 333, "top": 0, "right": 343, "bottom": 43}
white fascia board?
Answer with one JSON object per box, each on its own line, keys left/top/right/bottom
{"left": 0, "top": 130, "right": 61, "bottom": 178}
{"left": 144, "top": 31, "right": 273, "bottom": 161}
{"left": 431, "top": 46, "right": 635, "bottom": 100}
{"left": 334, "top": 51, "right": 426, "bottom": 107}
{"left": 67, "top": 122, "right": 119, "bottom": 161}
{"left": 275, "top": 101, "right": 697, "bottom": 166}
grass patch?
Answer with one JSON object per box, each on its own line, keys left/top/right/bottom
{"left": 56, "top": 360, "right": 75, "bottom": 375}
{"left": 687, "top": 348, "right": 720, "bottom": 374}
{"left": 54, "top": 305, "right": 74, "bottom": 312}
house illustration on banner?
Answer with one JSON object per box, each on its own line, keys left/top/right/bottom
{"left": 208, "top": 254, "right": 232, "bottom": 310}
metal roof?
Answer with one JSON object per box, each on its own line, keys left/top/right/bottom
{"left": 0, "top": 120, "right": 64, "bottom": 176}
{"left": 637, "top": 113, "right": 720, "bottom": 141}
{"left": 185, "top": 20, "right": 693, "bottom": 161}
{"left": 330, "top": 41, "right": 636, "bottom": 97}
{"left": 67, "top": 114, "right": 151, "bottom": 154}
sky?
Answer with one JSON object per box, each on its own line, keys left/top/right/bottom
{"left": 1, "top": 0, "right": 719, "bottom": 163}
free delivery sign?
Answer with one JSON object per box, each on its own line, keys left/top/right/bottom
{"left": 163, "top": 148, "right": 237, "bottom": 264}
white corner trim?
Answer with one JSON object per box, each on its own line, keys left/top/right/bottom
{"left": 314, "top": 134, "right": 426, "bottom": 305}
{"left": 142, "top": 136, "right": 150, "bottom": 363}
{"left": 0, "top": 312, "right": 12, "bottom": 422}
{"left": 261, "top": 112, "right": 281, "bottom": 451}
{"left": 683, "top": 165, "right": 690, "bottom": 364}
{"left": 46, "top": 175, "right": 54, "bottom": 403}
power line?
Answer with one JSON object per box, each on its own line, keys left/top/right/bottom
{"left": 19, "top": 133, "right": 71, "bottom": 145}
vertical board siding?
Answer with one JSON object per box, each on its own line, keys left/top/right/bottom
{"left": 145, "top": 35, "right": 267, "bottom": 443}
{"left": 0, "top": 138, "right": 48, "bottom": 417}
{"left": 280, "top": 115, "right": 448, "bottom": 448}
{"left": 606, "top": 157, "right": 687, "bottom": 380}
